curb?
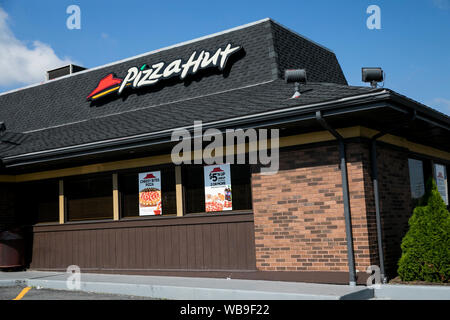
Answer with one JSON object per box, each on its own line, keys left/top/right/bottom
{"left": 0, "top": 280, "right": 20, "bottom": 287}
{"left": 0, "top": 277, "right": 373, "bottom": 300}
{"left": 26, "top": 279, "right": 350, "bottom": 300}
{"left": 374, "top": 284, "right": 450, "bottom": 300}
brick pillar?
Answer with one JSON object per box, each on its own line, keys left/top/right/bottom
{"left": 373, "top": 143, "right": 414, "bottom": 277}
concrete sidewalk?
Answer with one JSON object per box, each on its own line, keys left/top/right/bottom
{"left": 374, "top": 284, "right": 450, "bottom": 300}
{"left": 0, "top": 271, "right": 373, "bottom": 300}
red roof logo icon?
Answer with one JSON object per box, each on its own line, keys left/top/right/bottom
{"left": 87, "top": 74, "right": 123, "bottom": 100}
{"left": 210, "top": 167, "right": 224, "bottom": 173}
{"left": 143, "top": 173, "right": 157, "bottom": 179}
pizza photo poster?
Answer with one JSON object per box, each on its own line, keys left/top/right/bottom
{"left": 204, "top": 164, "right": 232, "bottom": 212}
{"left": 138, "top": 171, "right": 162, "bottom": 216}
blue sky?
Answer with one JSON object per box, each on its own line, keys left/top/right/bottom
{"left": 0, "top": 0, "right": 449, "bottom": 115}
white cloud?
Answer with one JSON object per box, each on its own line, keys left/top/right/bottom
{"left": 429, "top": 98, "right": 450, "bottom": 114}
{"left": 0, "top": 7, "right": 75, "bottom": 87}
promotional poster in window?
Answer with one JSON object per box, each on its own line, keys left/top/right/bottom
{"left": 435, "top": 164, "right": 448, "bottom": 206}
{"left": 204, "top": 164, "right": 232, "bottom": 212}
{"left": 138, "top": 171, "right": 162, "bottom": 215}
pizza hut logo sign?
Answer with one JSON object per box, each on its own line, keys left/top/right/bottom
{"left": 209, "top": 167, "right": 226, "bottom": 186}
{"left": 87, "top": 43, "right": 242, "bottom": 101}
{"left": 143, "top": 173, "right": 156, "bottom": 179}
{"left": 140, "top": 173, "right": 160, "bottom": 187}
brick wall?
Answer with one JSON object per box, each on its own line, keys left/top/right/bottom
{"left": 252, "top": 141, "right": 376, "bottom": 273}
{"left": 375, "top": 143, "right": 414, "bottom": 277}
{"left": 347, "top": 142, "right": 379, "bottom": 271}
{"left": 251, "top": 138, "right": 434, "bottom": 280}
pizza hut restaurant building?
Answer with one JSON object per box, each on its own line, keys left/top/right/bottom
{"left": 0, "top": 19, "right": 449, "bottom": 285}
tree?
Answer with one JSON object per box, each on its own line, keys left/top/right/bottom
{"left": 397, "top": 178, "right": 450, "bottom": 282}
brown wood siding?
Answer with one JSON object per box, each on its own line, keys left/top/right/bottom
{"left": 30, "top": 213, "right": 256, "bottom": 271}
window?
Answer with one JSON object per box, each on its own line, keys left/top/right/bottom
{"left": 15, "top": 180, "right": 59, "bottom": 224}
{"left": 183, "top": 165, "right": 205, "bottom": 214}
{"left": 119, "top": 166, "right": 176, "bottom": 218}
{"left": 65, "top": 174, "right": 113, "bottom": 221}
{"left": 230, "top": 165, "right": 252, "bottom": 210}
{"left": 183, "top": 164, "right": 252, "bottom": 214}
{"left": 408, "top": 158, "right": 425, "bottom": 199}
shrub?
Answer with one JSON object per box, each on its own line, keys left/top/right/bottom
{"left": 397, "top": 178, "right": 450, "bottom": 282}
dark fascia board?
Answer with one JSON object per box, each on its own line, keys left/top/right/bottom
{"left": 386, "top": 90, "right": 450, "bottom": 131}
{"left": 2, "top": 89, "right": 448, "bottom": 168}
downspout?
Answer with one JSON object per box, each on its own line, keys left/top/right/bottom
{"left": 370, "top": 110, "right": 416, "bottom": 284}
{"left": 370, "top": 132, "right": 387, "bottom": 284}
{"left": 315, "top": 111, "right": 356, "bottom": 286}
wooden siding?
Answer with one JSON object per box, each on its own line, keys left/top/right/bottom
{"left": 30, "top": 213, "right": 256, "bottom": 271}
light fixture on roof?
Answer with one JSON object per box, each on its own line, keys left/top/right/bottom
{"left": 362, "top": 67, "right": 384, "bottom": 88}
{"left": 285, "top": 69, "right": 307, "bottom": 98}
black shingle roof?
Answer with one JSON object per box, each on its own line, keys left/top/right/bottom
{"left": 0, "top": 80, "right": 379, "bottom": 157}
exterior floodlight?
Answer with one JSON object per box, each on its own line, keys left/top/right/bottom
{"left": 285, "top": 69, "right": 307, "bottom": 98}
{"left": 285, "top": 69, "right": 307, "bottom": 83}
{"left": 362, "top": 67, "right": 384, "bottom": 88}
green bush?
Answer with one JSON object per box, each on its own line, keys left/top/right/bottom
{"left": 397, "top": 178, "right": 450, "bottom": 282}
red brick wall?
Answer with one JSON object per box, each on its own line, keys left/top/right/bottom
{"left": 251, "top": 139, "right": 444, "bottom": 280}
{"left": 347, "top": 142, "right": 379, "bottom": 271}
{"left": 252, "top": 141, "right": 376, "bottom": 273}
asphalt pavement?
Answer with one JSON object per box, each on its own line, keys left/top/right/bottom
{"left": 0, "top": 285, "right": 155, "bottom": 300}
